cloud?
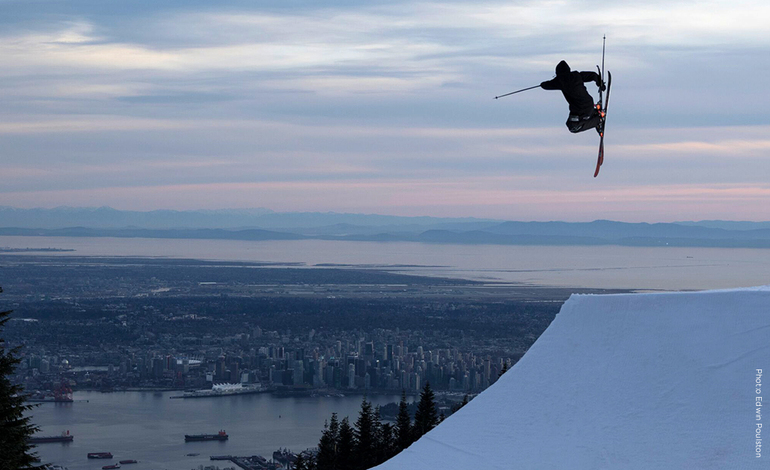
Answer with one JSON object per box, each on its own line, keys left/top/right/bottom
{"left": 0, "top": 116, "right": 190, "bottom": 134}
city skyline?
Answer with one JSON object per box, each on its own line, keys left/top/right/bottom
{"left": 2, "top": 1, "right": 769, "bottom": 221}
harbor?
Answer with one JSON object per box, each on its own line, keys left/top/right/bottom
{"left": 28, "top": 389, "right": 401, "bottom": 469}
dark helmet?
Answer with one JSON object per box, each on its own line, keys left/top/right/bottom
{"left": 555, "top": 60, "right": 570, "bottom": 77}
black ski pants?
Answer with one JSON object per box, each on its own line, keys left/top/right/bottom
{"left": 566, "top": 109, "right": 601, "bottom": 133}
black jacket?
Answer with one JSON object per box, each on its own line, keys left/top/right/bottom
{"left": 541, "top": 62, "right": 600, "bottom": 116}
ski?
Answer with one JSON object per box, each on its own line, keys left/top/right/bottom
{"left": 594, "top": 71, "right": 611, "bottom": 177}
{"left": 594, "top": 144, "right": 603, "bottom": 178}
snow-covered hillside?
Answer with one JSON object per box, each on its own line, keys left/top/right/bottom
{"left": 376, "top": 287, "right": 770, "bottom": 469}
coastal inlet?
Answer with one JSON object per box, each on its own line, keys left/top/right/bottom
{"left": 29, "top": 390, "right": 404, "bottom": 469}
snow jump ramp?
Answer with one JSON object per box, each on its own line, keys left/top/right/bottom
{"left": 376, "top": 287, "right": 769, "bottom": 469}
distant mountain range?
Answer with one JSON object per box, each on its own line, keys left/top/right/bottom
{"left": 2, "top": 206, "right": 770, "bottom": 248}
{"left": 0, "top": 206, "right": 496, "bottom": 231}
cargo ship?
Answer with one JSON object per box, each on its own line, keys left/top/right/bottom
{"left": 29, "top": 431, "right": 74, "bottom": 444}
{"left": 101, "top": 464, "right": 120, "bottom": 470}
{"left": 87, "top": 452, "right": 113, "bottom": 459}
{"left": 27, "top": 396, "right": 75, "bottom": 403}
{"left": 184, "top": 430, "right": 228, "bottom": 442}
{"left": 118, "top": 461, "right": 137, "bottom": 465}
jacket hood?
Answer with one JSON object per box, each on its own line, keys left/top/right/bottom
{"left": 555, "top": 60, "right": 570, "bottom": 77}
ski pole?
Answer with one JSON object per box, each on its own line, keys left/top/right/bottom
{"left": 596, "top": 35, "right": 606, "bottom": 107}
{"left": 494, "top": 85, "right": 540, "bottom": 100}
{"left": 601, "top": 34, "right": 606, "bottom": 84}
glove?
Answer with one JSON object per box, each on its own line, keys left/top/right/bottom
{"left": 596, "top": 80, "right": 606, "bottom": 92}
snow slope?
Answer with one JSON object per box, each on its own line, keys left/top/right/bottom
{"left": 376, "top": 287, "right": 770, "bottom": 469}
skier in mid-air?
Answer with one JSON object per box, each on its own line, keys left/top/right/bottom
{"left": 493, "top": 45, "right": 611, "bottom": 177}
{"left": 540, "top": 60, "right": 606, "bottom": 134}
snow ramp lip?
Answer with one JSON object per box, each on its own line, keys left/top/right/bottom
{"left": 376, "top": 286, "right": 770, "bottom": 470}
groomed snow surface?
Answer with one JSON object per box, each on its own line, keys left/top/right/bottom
{"left": 376, "top": 287, "right": 770, "bottom": 469}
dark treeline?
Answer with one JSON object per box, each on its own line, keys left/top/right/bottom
{"left": 299, "top": 382, "right": 453, "bottom": 470}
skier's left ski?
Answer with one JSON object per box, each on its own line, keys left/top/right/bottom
{"left": 594, "top": 142, "right": 604, "bottom": 177}
{"left": 594, "top": 70, "right": 611, "bottom": 178}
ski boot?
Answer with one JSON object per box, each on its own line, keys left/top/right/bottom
{"left": 595, "top": 102, "right": 605, "bottom": 136}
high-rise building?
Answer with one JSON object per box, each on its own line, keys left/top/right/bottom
{"left": 348, "top": 363, "right": 356, "bottom": 389}
{"left": 293, "top": 360, "right": 304, "bottom": 386}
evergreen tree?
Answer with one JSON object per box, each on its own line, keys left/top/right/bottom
{"left": 316, "top": 413, "right": 339, "bottom": 470}
{"left": 303, "top": 453, "right": 317, "bottom": 470}
{"left": 378, "top": 422, "right": 395, "bottom": 461}
{"left": 0, "top": 288, "right": 41, "bottom": 470}
{"left": 372, "top": 406, "right": 390, "bottom": 465}
{"left": 450, "top": 394, "right": 471, "bottom": 414}
{"left": 294, "top": 453, "right": 307, "bottom": 470}
{"left": 337, "top": 417, "right": 355, "bottom": 470}
{"left": 353, "top": 397, "right": 376, "bottom": 469}
{"left": 394, "top": 390, "right": 412, "bottom": 451}
{"left": 412, "top": 382, "right": 438, "bottom": 441}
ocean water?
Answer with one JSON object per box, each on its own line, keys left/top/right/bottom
{"left": 1, "top": 235, "right": 770, "bottom": 291}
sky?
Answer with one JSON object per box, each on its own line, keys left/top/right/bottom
{"left": 1, "top": 0, "right": 769, "bottom": 222}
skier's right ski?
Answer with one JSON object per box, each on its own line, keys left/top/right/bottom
{"left": 594, "top": 71, "right": 611, "bottom": 178}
